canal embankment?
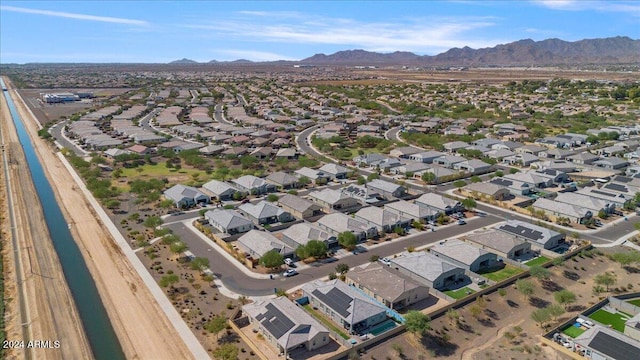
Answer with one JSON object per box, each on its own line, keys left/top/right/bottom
{"left": 3, "top": 77, "right": 204, "bottom": 359}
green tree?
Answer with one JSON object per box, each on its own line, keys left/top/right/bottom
{"left": 594, "top": 272, "right": 616, "bottom": 291}
{"left": 509, "top": 168, "right": 520, "bottom": 174}
{"left": 266, "top": 194, "right": 279, "bottom": 202}
{"left": 404, "top": 310, "right": 431, "bottom": 337}
{"left": 260, "top": 250, "right": 284, "bottom": 269}
{"left": 554, "top": 290, "right": 577, "bottom": 310}
{"left": 453, "top": 180, "right": 467, "bottom": 189}
{"left": 470, "top": 175, "right": 482, "bottom": 183}
{"left": 530, "top": 308, "right": 551, "bottom": 331}
{"left": 105, "top": 199, "right": 121, "bottom": 209}
{"left": 516, "top": 279, "right": 535, "bottom": 300}
{"left": 143, "top": 216, "right": 164, "bottom": 228}
{"left": 529, "top": 265, "right": 551, "bottom": 281}
{"left": 367, "top": 173, "right": 380, "bottom": 181}
{"left": 357, "top": 176, "right": 366, "bottom": 185}
{"left": 205, "top": 315, "right": 227, "bottom": 340}
{"left": 547, "top": 303, "right": 566, "bottom": 321}
{"left": 170, "top": 241, "right": 188, "bottom": 254}
{"left": 494, "top": 170, "right": 504, "bottom": 177}
{"left": 335, "top": 263, "right": 350, "bottom": 274}
{"left": 305, "top": 240, "right": 328, "bottom": 258}
{"left": 598, "top": 209, "right": 608, "bottom": 219}
{"left": 190, "top": 257, "right": 210, "bottom": 271}
{"left": 421, "top": 172, "right": 436, "bottom": 184}
{"left": 369, "top": 254, "right": 380, "bottom": 262}
{"left": 461, "top": 197, "right": 477, "bottom": 210}
{"left": 159, "top": 274, "right": 179, "bottom": 288}
{"left": 159, "top": 199, "right": 175, "bottom": 209}
{"left": 338, "top": 231, "right": 358, "bottom": 250}
{"left": 213, "top": 343, "right": 238, "bottom": 360}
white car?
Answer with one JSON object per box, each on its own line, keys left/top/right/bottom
{"left": 379, "top": 257, "right": 391, "bottom": 266}
{"left": 284, "top": 258, "right": 294, "bottom": 266}
{"left": 283, "top": 269, "right": 298, "bottom": 277}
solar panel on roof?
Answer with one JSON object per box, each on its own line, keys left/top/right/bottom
{"left": 591, "top": 189, "right": 616, "bottom": 198}
{"left": 499, "top": 224, "right": 544, "bottom": 241}
{"left": 589, "top": 331, "right": 640, "bottom": 359}
{"left": 257, "top": 303, "right": 296, "bottom": 340}
{"left": 312, "top": 288, "right": 352, "bottom": 318}
{"left": 605, "top": 183, "right": 629, "bottom": 193}
{"left": 614, "top": 176, "right": 632, "bottom": 183}
{"left": 490, "top": 178, "right": 512, "bottom": 187}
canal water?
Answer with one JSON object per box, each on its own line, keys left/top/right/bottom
{"left": 1, "top": 79, "right": 125, "bottom": 360}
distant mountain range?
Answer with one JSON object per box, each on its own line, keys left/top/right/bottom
{"left": 170, "top": 36, "right": 639, "bottom": 66}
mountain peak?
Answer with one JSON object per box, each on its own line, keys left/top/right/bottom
{"left": 169, "top": 58, "right": 198, "bottom": 64}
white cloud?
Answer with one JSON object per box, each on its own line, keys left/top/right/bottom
{"left": 185, "top": 13, "right": 505, "bottom": 55}
{"left": 532, "top": 0, "right": 640, "bottom": 14}
{"left": 215, "top": 49, "right": 298, "bottom": 62}
{"left": 0, "top": 5, "right": 149, "bottom": 26}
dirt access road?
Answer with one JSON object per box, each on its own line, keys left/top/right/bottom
{"left": 4, "top": 78, "right": 197, "bottom": 360}
{"left": 1, "top": 83, "right": 92, "bottom": 359}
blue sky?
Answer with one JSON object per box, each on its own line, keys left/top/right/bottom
{"left": 1, "top": 1, "right": 638, "bottom": 63}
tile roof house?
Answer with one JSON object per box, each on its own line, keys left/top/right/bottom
{"left": 354, "top": 206, "right": 411, "bottom": 233}
{"left": 301, "top": 280, "right": 388, "bottom": 335}
{"left": 384, "top": 200, "right": 439, "bottom": 223}
{"left": 277, "top": 194, "right": 323, "bottom": 219}
{"left": 243, "top": 297, "right": 331, "bottom": 355}
{"left": 315, "top": 213, "right": 377, "bottom": 241}
{"left": 202, "top": 180, "right": 246, "bottom": 201}
{"left": 433, "top": 155, "right": 466, "bottom": 168}
{"left": 554, "top": 192, "right": 616, "bottom": 215}
{"left": 318, "top": 163, "right": 351, "bottom": 180}
{"left": 353, "top": 153, "right": 387, "bottom": 167}
{"left": 462, "top": 182, "right": 511, "bottom": 201}
{"left": 308, "top": 188, "right": 359, "bottom": 212}
{"left": 408, "top": 151, "right": 446, "bottom": 164}
{"left": 415, "top": 193, "right": 463, "bottom": 215}
{"left": 389, "top": 146, "right": 423, "bottom": 158}
{"left": 443, "top": 141, "right": 469, "bottom": 153}
{"left": 205, "top": 209, "right": 253, "bottom": 235}
{"left": 232, "top": 175, "right": 277, "bottom": 195}
{"left": 294, "top": 167, "right": 330, "bottom": 184}
{"left": 532, "top": 197, "right": 593, "bottom": 224}
{"left": 163, "top": 184, "right": 210, "bottom": 208}
{"left": 279, "top": 222, "right": 337, "bottom": 249}
{"left": 389, "top": 251, "right": 465, "bottom": 290}
{"left": 454, "top": 159, "right": 493, "bottom": 174}
{"left": 238, "top": 201, "right": 294, "bottom": 225}
{"left": 237, "top": 230, "right": 294, "bottom": 259}
{"left": 593, "top": 158, "right": 630, "bottom": 170}
{"left": 265, "top": 171, "right": 299, "bottom": 190}
{"left": 568, "top": 151, "right": 600, "bottom": 165}
{"left": 465, "top": 230, "right": 531, "bottom": 260}
{"left": 346, "top": 263, "right": 430, "bottom": 310}
{"left": 430, "top": 239, "right": 499, "bottom": 273}
{"left": 365, "top": 179, "right": 407, "bottom": 199}
{"left": 496, "top": 220, "right": 564, "bottom": 250}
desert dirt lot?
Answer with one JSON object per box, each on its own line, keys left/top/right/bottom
{"left": 5, "top": 79, "right": 196, "bottom": 359}
{"left": 364, "top": 249, "right": 640, "bottom": 360}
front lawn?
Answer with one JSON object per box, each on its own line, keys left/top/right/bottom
{"left": 444, "top": 287, "right": 476, "bottom": 299}
{"left": 479, "top": 265, "right": 524, "bottom": 283}
{"left": 562, "top": 325, "right": 586, "bottom": 338}
{"left": 628, "top": 299, "right": 640, "bottom": 307}
{"left": 589, "top": 309, "right": 632, "bottom": 332}
{"left": 303, "top": 304, "right": 350, "bottom": 339}
{"left": 525, "top": 256, "right": 551, "bottom": 267}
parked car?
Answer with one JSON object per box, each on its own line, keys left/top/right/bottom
{"left": 284, "top": 258, "right": 296, "bottom": 267}
{"left": 283, "top": 269, "right": 298, "bottom": 277}
{"left": 457, "top": 219, "right": 466, "bottom": 225}
{"left": 379, "top": 257, "right": 391, "bottom": 266}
